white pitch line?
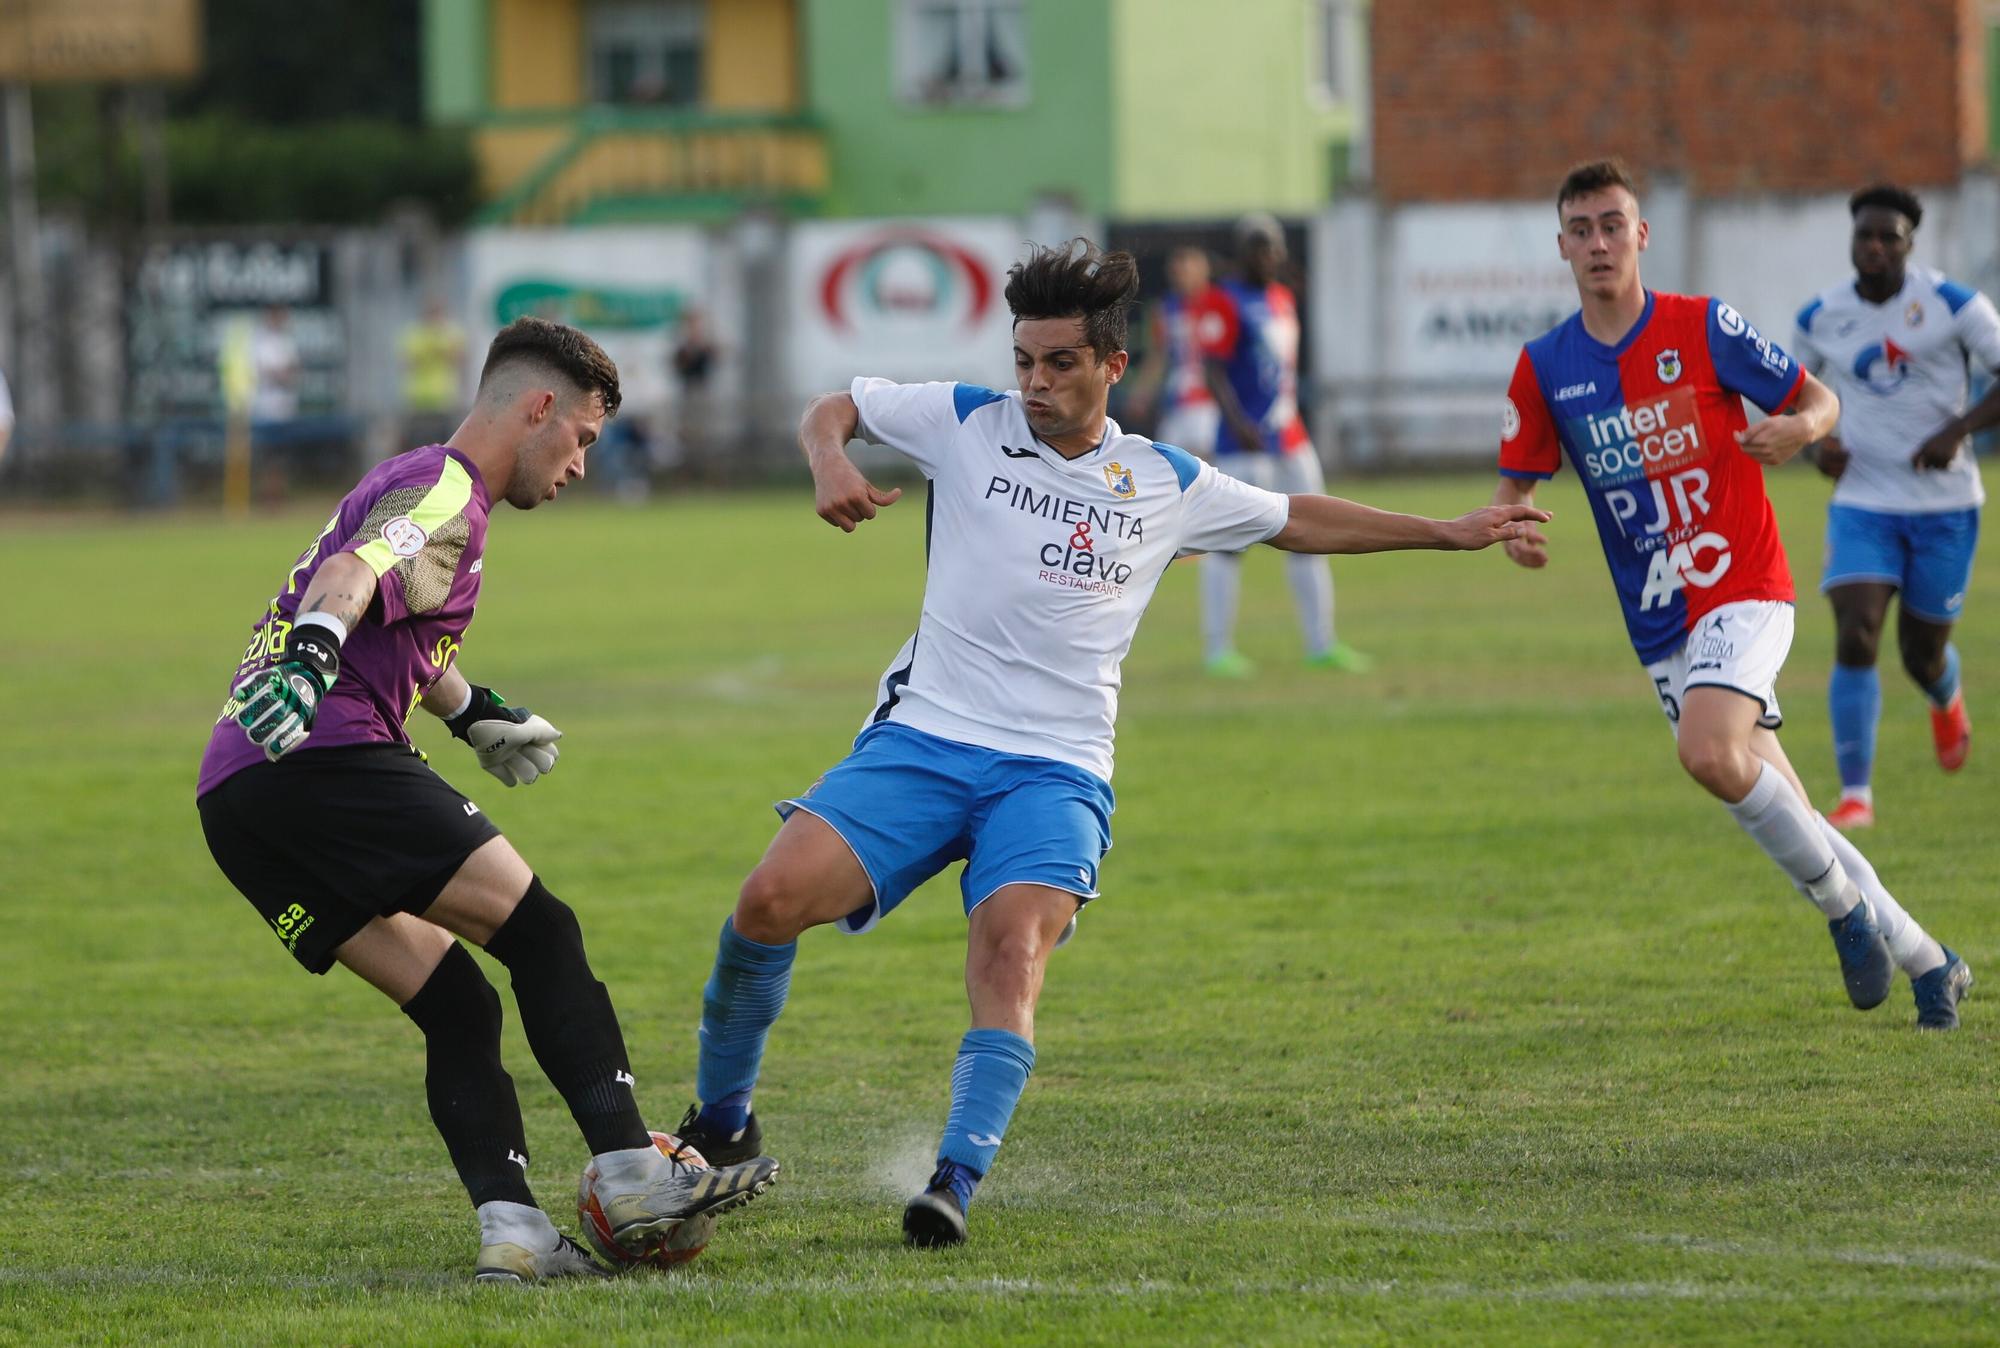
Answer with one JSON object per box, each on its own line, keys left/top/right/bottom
{"left": 1, "top": 1269, "right": 1995, "bottom": 1306}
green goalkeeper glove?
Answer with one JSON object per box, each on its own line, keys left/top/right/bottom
{"left": 446, "top": 685, "right": 562, "bottom": 787}
{"left": 232, "top": 623, "right": 341, "bottom": 762}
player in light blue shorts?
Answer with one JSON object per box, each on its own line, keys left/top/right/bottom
{"left": 777, "top": 720, "right": 1113, "bottom": 938}
{"left": 1794, "top": 183, "right": 2000, "bottom": 828}
{"left": 666, "top": 239, "right": 1545, "bottom": 1249}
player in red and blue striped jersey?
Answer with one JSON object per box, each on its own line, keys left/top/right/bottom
{"left": 1189, "top": 216, "right": 1371, "bottom": 676}
{"left": 1491, "top": 160, "right": 1970, "bottom": 1029}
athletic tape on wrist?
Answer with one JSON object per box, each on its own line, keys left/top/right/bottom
{"left": 292, "top": 610, "right": 349, "bottom": 646}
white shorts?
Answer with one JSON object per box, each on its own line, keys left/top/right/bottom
{"left": 1156, "top": 403, "right": 1219, "bottom": 458}
{"left": 1643, "top": 599, "right": 1793, "bottom": 733}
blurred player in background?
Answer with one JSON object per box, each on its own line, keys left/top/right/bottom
{"left": 673, "top": 238, "right": 1547, "bottom": 1249}
{"left": 1791, "top": 184, "right": 2000, "bottom": 830}
{"left": 1493, "top": 159, "right": 1971, "bottom": 1029}
{"left": 1194, "top": 214, "right": 1370, "bottom": 676}
{"left": 1125, "top": 245, "right": 1222, "bottom": 462}
{"left": 196, "top": 318, "right": 777, "bottom": 1282}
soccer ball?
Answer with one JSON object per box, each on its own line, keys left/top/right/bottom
{"left": 576, "top": 1131, "right": 716, "bottom": 1269}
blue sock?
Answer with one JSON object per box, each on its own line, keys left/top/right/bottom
{"left": 931, "top": 1159, "right": 981, "bottom": 1212}
{"left": 933, "top": 1028, "right": 1035, "bottom": 1210}
{"left": 1829, "top": 662, "right": 1881, "bottom": 792}
{"left": 1922, "top": 643, "right": 1961, "bottom": 709}
{"left": 695, "top": 918, "right": 796, "bottom": 1135}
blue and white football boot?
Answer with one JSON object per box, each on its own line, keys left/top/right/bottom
{"left": 1912, "top": 948, "right": 1972, "bottom": 1030}
{"left": 1827, "top": 896, "right": 1894, "bottom": 1010}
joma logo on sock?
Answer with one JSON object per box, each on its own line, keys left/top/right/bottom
{"left": 966, "top": 1133, "right": 1003, "bottom": 1148}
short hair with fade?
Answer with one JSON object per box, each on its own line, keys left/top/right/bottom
{"left": 1849, "top": 183, "right": 1923, "bottom": 230}
{"left": 1004, "top": 239, "right": 1141, "bottom": 362}
{"left": 1557, "top": 158, "right": 1641, "bottom": 213}
{"left": 478, "top": 316, "right": 623, "bottom": 417}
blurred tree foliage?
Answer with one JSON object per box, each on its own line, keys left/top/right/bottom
{"left": 31, "top": 0, "right": 477, "bottom": 226}
{"left": 167, "top": 0, "right": 424, "bottom": 126}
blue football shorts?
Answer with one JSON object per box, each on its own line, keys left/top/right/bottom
{"left": 1821, "top": 503, "right": 1980, "bottom": 624}
{"left": 776, "top": 720, "right": 1115, "bottom": 935}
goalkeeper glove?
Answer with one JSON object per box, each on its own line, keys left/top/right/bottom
{"left": 233, "top": 622, "right": 341, "bottom": 762}
{"left": 446, "top": 685, "right": 562, "bottom": 787}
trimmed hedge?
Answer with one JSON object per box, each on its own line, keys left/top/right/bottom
{"left": 163, "top": 117, "right": 478, "bottom": 226}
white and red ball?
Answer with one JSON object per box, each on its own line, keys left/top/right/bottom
{"left": 576, "top": 1131, "right": 716, "bottom": 1269}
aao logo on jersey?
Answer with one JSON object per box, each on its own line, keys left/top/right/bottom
{"left": 1640, "top": 532, "right": 1732, "bottom": 610}
{"left": 1103, "top": 462, "right": 1136, "bottom": 499}
{"left": 819, "top": 230, "right": 994, "bottom": 334}
{"left": 1716, "top": 303, "right": 1749, "bottom": 337}
{"left": 1656, "top": 348, "right": 1682, "bottom": 383}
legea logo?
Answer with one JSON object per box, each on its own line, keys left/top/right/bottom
{"left": 819, "top": 230, "right": 994, "bottom": 333}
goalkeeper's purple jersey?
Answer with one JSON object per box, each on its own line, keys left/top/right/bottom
{"left": 197, "top": 445, "right": 490, "bottom": 797}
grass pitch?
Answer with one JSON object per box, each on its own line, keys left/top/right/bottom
{"left": 2, "top": 466, "right": 1996, "bottom": 1346}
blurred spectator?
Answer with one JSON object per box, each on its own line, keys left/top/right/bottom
{"left": 399, "top": 297, "right": 466, "bottom": 449}
{"left": 671, "top": 306, "right": 721, "bottom": 479}
{"left": 250, "top": 305, "right": 301, "bottom": 429}
{"left": 673, "top": 305, "right": 717, "bottom": 391}
{"left": 249, "top": 305, "right": 303, "bottom": 502}
{"left": 0, "top": 366, "right": 13, "bottom": 471}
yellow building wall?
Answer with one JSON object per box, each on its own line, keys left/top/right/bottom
{"left": 705, "top": 0, "right": 798, "bottom": 111}
{"left": 491, "top": 0, "right": 583, "bottom": 109}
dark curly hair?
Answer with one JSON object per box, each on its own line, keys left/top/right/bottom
{"left": 1850, "top": 183, "right": 1922, "bottom": 230}
{"left": 1004, "top": 239, "right": 1141, "bottom": 361}
{"left": 478, "top": 316, "right": 623, "bottom": 417}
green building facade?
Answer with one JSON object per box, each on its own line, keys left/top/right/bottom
{"left": 422, "top": 0, "right": 1366, "bottom": 224}
{"left": 805, "top": 0, "right": 1361, "bottom": 219}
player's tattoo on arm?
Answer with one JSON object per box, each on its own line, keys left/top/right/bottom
{"left": 304, "top": 587, "right": 369, "bottom": 632}
{"left": 293, "top": 553, "right": 381, "bottom": 637}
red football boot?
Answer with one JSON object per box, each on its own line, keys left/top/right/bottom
{"left": 1930, "top": 691, "right": 1971, "bottom": 773}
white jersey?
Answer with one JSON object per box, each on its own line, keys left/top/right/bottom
{"left": 1792, "top": 265, "right": 2000, "bottom": 512}
{"left": 850, "top": 377, "right": 1291, "bottom": 781}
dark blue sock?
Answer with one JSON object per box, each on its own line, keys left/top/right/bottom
{"left": 934, "top": 1028, "right": 1035, "bottom": 1211}
{"left": 931, "top": 1159, "right": 981, "bottom": 1211}
{"left": 1829, "top": 662, "right": 1880, "bottom": 791}
{"left": 1922, "top": 643, "right": 1961, "bottom": 709}
{"left": 695, "top": 918, "right": 796, "bottom": 1136}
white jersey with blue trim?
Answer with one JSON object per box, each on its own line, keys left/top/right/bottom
{"left": 1793, "top": 264, "right": 2000, "bottom": 512}
{"left": 849, "top": 376, "right": 1291, "bottom": 781}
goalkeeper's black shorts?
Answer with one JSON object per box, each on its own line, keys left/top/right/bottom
{"left": 197, "top": 744, "right": 503, "bottom": 974}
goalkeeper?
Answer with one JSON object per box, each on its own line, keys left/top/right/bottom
{"left": 195, "top": 317, "right": 777, "bottom": 1283}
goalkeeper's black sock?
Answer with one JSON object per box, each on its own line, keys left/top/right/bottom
{"left": 400, "top": 942, "right": 537, "bottom": 1209}
{"left": 483, "top": 877, "right": 652, "bottom": 1156}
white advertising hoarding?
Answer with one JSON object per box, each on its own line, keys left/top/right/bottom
{"left": 1386, "top": 206, "right": 1575, "bottom": 380}
{"left": 464, "top": 227, "right": 730, "bottom": 413}
{"left": 788, "top": 218, "right": 1021, "bottom": 399}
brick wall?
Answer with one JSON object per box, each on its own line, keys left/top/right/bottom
{"left": 1372, "top": 0, "right": 1987, "bottom": 203}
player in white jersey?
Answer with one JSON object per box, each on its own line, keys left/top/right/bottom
{"left": 1793, "top": 184, "right": 2000, "bottom": 829}
{"left": 670, "top": 240, "right": 1548, "bottom": 1249}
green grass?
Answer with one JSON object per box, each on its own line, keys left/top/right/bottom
{"left": 2, "top": 467, "right": 1996, "bottom": 1346}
